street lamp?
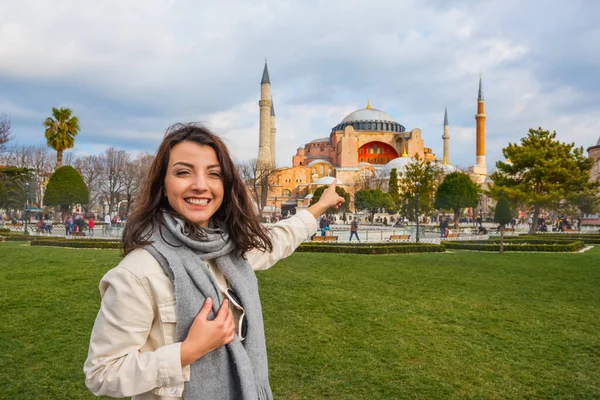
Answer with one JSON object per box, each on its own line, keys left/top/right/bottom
{"left": 478, "top": 193, "right": 483, "bottom": 228}
{"left": 24, "top": 182, "right": 30, "bottom": 235}
{"left": 415, "top": 181, "right": 421, "bottom": 243}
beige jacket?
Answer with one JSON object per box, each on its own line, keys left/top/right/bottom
{"left": 84, "top": 211, "right": 318, "bottom": 399}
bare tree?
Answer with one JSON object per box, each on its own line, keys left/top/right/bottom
{"left": 0, "top": 114, "right": 13, "bottom": 151}
{"left": 120, "top": 153, "right": 154, "bottom": 217}
{"left": 236, "top": 158, "right": 274, "bottom": 213}
{"left": 74, "top": 155, "right": 104, "bottom": 214}
{"left": 98, "top": 148, "right": 130, "bottom": 216}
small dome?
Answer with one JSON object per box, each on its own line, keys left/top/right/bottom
{"left": 307, "top": 159, "right": 333, "bottom": 167}
{"left": 381, "top": 156, "right": 413, "bottom": 177}
{"left": 313, "top": 176, "right": 344, "bottom": 185}
{"left": 439, "top": 163, "right": 458, "bottom": 174}
{"left": 310, "top": 137, "right": 330, "bottom": 143}
{"left": 305, "top": 193, "right": 314, "bottom": 199}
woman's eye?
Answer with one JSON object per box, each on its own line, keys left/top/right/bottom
{"left": 175, "top": 170, "right": 190, "bottom": 176}
{"left": 209, "top": 172, "right": 221, "bottom": 178}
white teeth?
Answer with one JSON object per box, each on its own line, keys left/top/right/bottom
{"left": 186, "top": 198, "right": 209, "bottom": 205}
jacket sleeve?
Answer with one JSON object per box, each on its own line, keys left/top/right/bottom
{"left": 83, "top": 266, "right": 186, "bottom": 397}
{"left": 246, "top": 210, "right": 318, "bottom": 271}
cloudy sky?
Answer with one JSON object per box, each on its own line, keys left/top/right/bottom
{"left": 1, "top": 0, "right": 598, "bottom": 172}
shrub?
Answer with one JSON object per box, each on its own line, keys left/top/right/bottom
{"left": 0, "top": 228, "right": 10, "bottom": 233}
{"left": 298, "top": 242, "right": 444, "bottom": 254}
{"left": 442, "top": 240, "right": 585, "bottom": 252}
{"left": 31, "top": 240, "right": 120, "bottom": 249}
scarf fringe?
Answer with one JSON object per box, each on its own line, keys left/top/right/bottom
{"left": 257, "top": 385, "right": 273, "bottom": 400}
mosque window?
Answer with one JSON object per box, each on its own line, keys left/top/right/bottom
{"left": 299, "top": 162, "right": 302, "bottom": 165}
{"left": 360, "top": 157, "right": 364, "bottom": 162}
{"left": 387, "top": 158, "right": 390, "bottom": 163}
{"left": 380, "top": 158, "right": 384, "bottom": 163}
{"left": 312, "top": 168, "right": 316, "bottom": 174}
{"left": 321, "top": 147, "right": 324, "bottom": 152}
{"left": 320, "top": 165, "right": 324, "bottom": 174}
{"left": 367, "top": 158, "right": 371, "bottom": 163}
{"left": 283, "top": 189, "right": 291, "bottom": 197}
{"left": 373, "top": 144, "right": 378, "bottom": 153}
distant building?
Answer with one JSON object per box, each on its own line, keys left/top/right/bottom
{"left": 256, "top": 61, "right": 488, "bottom": 215}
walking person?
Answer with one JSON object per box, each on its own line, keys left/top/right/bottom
{"left": 88, "top": 216, "right": 95, "bottom": 237}
{"left": 349, "top": 217, "right": 360, "bottom": 242}
{"left": 84, "top": 123, "right": 344, "bottom": 399}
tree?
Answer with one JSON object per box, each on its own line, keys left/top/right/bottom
{"left": 44, "top": 166, "right": 89, "bottom": 220}
{"left": 494, "top": 196, "right": 513, "bottom": 254}
{"left": 98, "top": 148, "right": 130, "bottom": 216}
{"left": 309, "top": 185, "right": 350, "bottom": 213}
{"left": 0, "top": 114, "right": 13, "bottom": 151}
{"left": 44, "top": 107, "right": 80, "bottom": 169}
{"left": 434, "top": 172, "right": 479, "bottom": 228}
{"left": 120, "top": 153, "right": 154, "bottom": 217}
{"left": 354, "top": 189, "right": 394, "bottom": 223}
{"left": 490, "top": 127, "right": 598, "bottom": 234}
{"left": 388, "top": 168, "right": 400, "bottom": 212}
{"left": 236, "top": 158, "right": 274, "bottom": 213}
{"left": 399, "top": 157, "right": 443, "bottom": 221}
{"left": 74, "top": 155, "right": 104, "bottom": 214}
{"left": 0, "top": 167, "right": 33, "bottom": 212}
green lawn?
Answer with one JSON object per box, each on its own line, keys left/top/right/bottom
{"left": 1, "top": 242, "right": 599, "bottom": 399}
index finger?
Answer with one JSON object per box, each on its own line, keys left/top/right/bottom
{"left": 216, "top": 299, "right": 230, "bottom": 320}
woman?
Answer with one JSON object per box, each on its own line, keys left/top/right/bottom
{"left": 84, "top": 123, "right": 344, "bottom": 399}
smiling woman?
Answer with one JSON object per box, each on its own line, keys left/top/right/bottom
{"left": 83, "top": 123, "right": 344, "bottom": 399}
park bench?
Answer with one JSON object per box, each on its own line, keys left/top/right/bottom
{"left": 71, "top": 232, "right": 86, "bottom": 237}
{"left": 389, "top": 235, "right": 410, "bottom": 241}
{"left": 503, "top": 228, "right": 515, "bottom": 232}
{"left": 311, "top": 236, "right": 338, "bottom": 242}
{"left": 446, "top": 233, "right": 460, "bottom": 238}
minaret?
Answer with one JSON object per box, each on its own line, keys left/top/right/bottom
{"left": 442, "top": 107, "right": 450, "bottom": 164}
{"left": 270, "top": 98, "right": 276, "bottom": 168}
{"left": 257, "top": 60, "right": 273, "bottom": 169}
{"left": 475, "top": 75, "right": 486, "bottom": 168}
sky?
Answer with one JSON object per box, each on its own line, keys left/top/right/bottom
{"left": 1, "top": 0, "right": 599, "bottom": 172}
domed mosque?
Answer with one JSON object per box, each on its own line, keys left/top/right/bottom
{"left": 255, "top": 61, "right": 487, "bottom": 215}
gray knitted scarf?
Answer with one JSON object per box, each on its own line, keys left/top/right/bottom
{"left": 145, "top": 212, "right": 272, "bottom": 400}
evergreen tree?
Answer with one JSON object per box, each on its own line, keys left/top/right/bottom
{"left": 44, "top": 107, "right": 80, "bottom": 169}
{"left": 494, "top": 196, "right": 513, "bottom": 254}
{"left": 490, "top": 127, "right": 598, "bottom": 234}
{"left": 310, "top": 185, "right": 350, "bottom": 213}
{"left": 0, "top": 167, "right": 33, "bottom": 212}
{"left": 354, "top": 189, "right": 394, "bottom": 224}
{"left": 44, "top": 166, "right": 89, "bottom": 221}
{"left": 434, "top": 172, "right": 479, "bottom": 227}
{"left": 388, "top": 168, "right": 400, "bottom": 212}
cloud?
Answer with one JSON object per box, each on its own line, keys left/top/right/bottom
{"left": 0, "top": 0, "right": 598, "bottom": 174}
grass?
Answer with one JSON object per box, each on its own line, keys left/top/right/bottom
{"left": 1, "top": 243, "right": 599, "bottom": 399}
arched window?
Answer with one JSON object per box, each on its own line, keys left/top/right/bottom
{"left": 283, "top": 189, "right": 291, "bottom": 197}
{"left": 320, "top": 165, "right": 324, "bottom": 174}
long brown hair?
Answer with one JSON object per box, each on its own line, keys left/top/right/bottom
{"left": 122, "top": 123, "right": 273, "bottom": 256}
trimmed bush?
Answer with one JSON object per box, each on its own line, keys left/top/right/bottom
{"left": 522, "top": 235, "right": 600, "bottom": 245}
{"left": 298, "top": 242, "right": 444, "bottom": 254}
{"left": 0, "top": 228, "right": 10, "bottom": 233}
{"left": 442, "top": 240, "right": 585, "bottom": 252}
{"left": 31, "top": 240, "right": 120, "bottom": 249}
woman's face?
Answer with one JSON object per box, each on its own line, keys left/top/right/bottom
{"left": 164, "top": 141, "right": 224, "bottom": 227}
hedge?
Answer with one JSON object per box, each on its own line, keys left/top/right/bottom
{"left": 298, "top": 242, "right": 444, "bottom": 254}
{"left": 30, "top": 240, "right": 121, "bottom": 249}
{"left": 521, "top": 235, "right": 600, "bottom": 245}
{"left": 0, "top": 228, "right": 10, "bottom": 233}
{"left": 442, "top": 240, "right": 585, "bottom": 252}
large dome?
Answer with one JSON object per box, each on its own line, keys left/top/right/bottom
{"left": 331, "top": 106, "right": 406, "bottom": 133}
{"left": 341, "top": 108, "right": 397, "bottom": 124}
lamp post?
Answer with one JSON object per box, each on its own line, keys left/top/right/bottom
{"left": 415, "top": 181, "right": 420, "bottom": 243}
{"left": 24, "top": 182, "right": 30, "bottom": 235}
{"left": 478, "top": 193, "right": 483, "bottom": 228}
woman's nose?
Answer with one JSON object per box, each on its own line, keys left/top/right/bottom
{"left": 191, "top": 174, "right": 208, "bottom": 190}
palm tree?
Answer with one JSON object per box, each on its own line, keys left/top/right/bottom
{"left": 44, "top": 107, "right": 80, "bottom": 169}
